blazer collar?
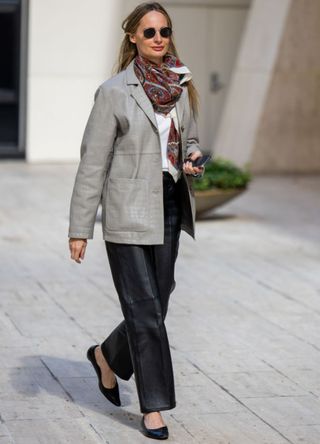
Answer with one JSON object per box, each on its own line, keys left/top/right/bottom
{"left": 125, "top": 59, "right": 188, "bottom": 130}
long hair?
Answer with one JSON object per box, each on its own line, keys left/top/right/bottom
{"left": 114, "top": 2, "right": 199, "bottom": 117}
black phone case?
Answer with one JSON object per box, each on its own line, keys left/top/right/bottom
{"left": 192, "top": 155, "right": 211, "bottom": 167}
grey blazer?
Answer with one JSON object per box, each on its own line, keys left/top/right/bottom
{"left": 68, "top": 59, "right": 201, "bottom": 245}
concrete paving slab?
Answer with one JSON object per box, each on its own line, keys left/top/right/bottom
{"left": 1, "top": 162, "right": 320, "bottom": 443}
{"left": 6, "top": 418, "right": 104, "bottom": 444}
{"left": 171, "top": 411, "right": 291, "bottom": 444}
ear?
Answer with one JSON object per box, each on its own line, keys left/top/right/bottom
{"left": 128, "top": 33, "right": 136, "bottom": 44}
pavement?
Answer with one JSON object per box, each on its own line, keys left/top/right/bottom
{"left": 1, "top": 160, "right": 320, "bottom": 444}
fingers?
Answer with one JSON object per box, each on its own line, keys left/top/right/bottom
{"left": 182, "top": 162, "right": 192, "bottom": 175}
{"left": 189, "top": 150, "right": 202, "bottom": 161}
{"left": 183, "top": 150, "right": 203, "bottom": 175}
{"left": 183, "top": 161, "right": 204, "bottom": 176}
{"left": 80, "top": 243, "right": 87, "bottom": 260}
{"left": 69, "top": 239, "right": 87, "bottom": 264}
{"left": 70, "top": 244, "right": 82, "bottom": 263}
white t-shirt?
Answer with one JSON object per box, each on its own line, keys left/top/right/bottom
{"left": 154, "top": 107, "right": 179, "bottom": 172}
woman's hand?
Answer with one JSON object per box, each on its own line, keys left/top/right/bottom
{"left": 69, "top": 238, "right": 87, "bottom": 264}
{"left": 183, "top": 150, "right": 204, "bottom": 176}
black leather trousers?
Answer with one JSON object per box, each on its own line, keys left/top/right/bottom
{"left": 101, "top": 172, "right": 182, "bottom": 413}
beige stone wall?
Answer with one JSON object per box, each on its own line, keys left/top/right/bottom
{"left": 251, "top": 0, "right": 320, "bottom": 173}
{"left": 213, "top": 0, "right": 291, "bottom": 169}
{"left": 26, "top": 0, "right": 123, "bottom": 162}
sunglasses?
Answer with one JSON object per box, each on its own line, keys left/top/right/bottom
{"left": 143, "top": 27, "right": 172, "bottom": 39}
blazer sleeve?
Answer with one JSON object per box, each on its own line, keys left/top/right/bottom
{"left": 68, "top": 85, "right": 117, "bottom": 239}
{"left": 186, "top": 112, "right": 201, "bottom": 157}
{"left": 186, "top": 108, "right": 205, "bottom": 178}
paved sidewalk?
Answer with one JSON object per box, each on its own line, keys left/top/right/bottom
{"left": 1, "top": 161, "right": 320, "bottom": 444}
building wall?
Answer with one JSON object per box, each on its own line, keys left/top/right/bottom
{"left": 251, "top": 0, "right": 320, "bottom": 172}
{"left": 26, "top": 0, "right": 320, "bottom": 172}
{"left": 26, "top": 0, "right": 123, "bottom": 162}
{"left": 26, "top": 0, "right": 251, "bottom": 163}
{"left": 213, "top": 0, "right": 292, "bottom": 168}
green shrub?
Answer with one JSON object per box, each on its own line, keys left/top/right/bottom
{"left": 193, "top": 156, "right": 252, "bottom": 191}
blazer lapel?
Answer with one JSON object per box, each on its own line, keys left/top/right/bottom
{"left": 126, "top": 60, "right": 158, "bottom": 129}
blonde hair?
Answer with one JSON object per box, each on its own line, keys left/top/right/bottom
{"left": 114, "top": 2, "right": 199, "bottom": 116}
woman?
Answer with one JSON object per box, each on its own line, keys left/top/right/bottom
{"left": 68, "top": 2, "right": 203, "bottom": 440}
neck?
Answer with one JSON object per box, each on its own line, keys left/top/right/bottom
{"left": 150, "top": 57, "right": 163, "bottom": 65}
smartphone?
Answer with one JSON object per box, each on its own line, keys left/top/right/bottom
{"left": 185, "top": 154, "right": 212, "bottom": 167}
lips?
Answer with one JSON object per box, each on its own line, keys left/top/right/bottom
{"left": 152, "top": 46, "right": 164, "bottom": 51}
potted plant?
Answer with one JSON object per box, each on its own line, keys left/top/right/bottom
{"left": 193, "top": 156, "right": 252, "bottom": 215}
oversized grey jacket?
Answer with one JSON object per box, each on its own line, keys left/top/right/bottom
{"left": 68, "top": 59, "right": 201, "bottom": 244}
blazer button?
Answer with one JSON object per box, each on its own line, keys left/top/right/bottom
{"left": 181, "top": 125, "right": 185, "bottom": 132}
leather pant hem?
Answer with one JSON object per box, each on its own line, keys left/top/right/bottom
{"left": 141, "top": 402, "right": 176, "bottom": 413}
{"left": 100, "top": 341, "right": 133, "bottom": 381}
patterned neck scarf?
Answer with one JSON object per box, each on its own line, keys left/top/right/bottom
{"left": 134, "top": 53, "right": 189, "bottom": 176}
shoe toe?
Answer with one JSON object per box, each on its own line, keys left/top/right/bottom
{"left": 141, "top": 417, "right": 169, "bottom": 440}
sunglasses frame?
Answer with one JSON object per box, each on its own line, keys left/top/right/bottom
{"left": 142, "top": 26, "right": 172, "bottom": 39}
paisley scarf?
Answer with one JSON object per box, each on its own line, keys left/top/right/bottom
{"left": 134, "top": 53, "right": 188, "bottom": 174}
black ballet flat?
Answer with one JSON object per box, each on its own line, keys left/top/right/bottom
{"left": 86, "top": 344, "right": 121, "bottom": 407}
{"left": 140, "top": 416, "right": 169, "bottom": 440}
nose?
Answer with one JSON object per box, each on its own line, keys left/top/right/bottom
{"left": 153, "top": 30, "right": 162, "bottom": 44}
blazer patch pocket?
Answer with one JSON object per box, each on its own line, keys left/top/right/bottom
{"left": 105, "top": 177, "right": 149, "bottom": 232}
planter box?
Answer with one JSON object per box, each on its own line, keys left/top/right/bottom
{"left": 195, "top": 187, "right": 247, "bottom": 215}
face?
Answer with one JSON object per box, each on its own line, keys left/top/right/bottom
{"left": 129, "top": 11, "right": 171, "bottom": 65}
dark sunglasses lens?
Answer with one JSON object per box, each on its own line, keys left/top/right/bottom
{"left": 160, "top": 27, "right": 172, "bottom": 38}
{"left": 143, "top": 27, "right": 172, "bottom": 39}
{"left": 143, "top": 28, "right": 156, "bottom": 39}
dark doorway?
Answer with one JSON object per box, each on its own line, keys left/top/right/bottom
{"left": 0, "top": 0, "right": 27, "bottom": 158}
